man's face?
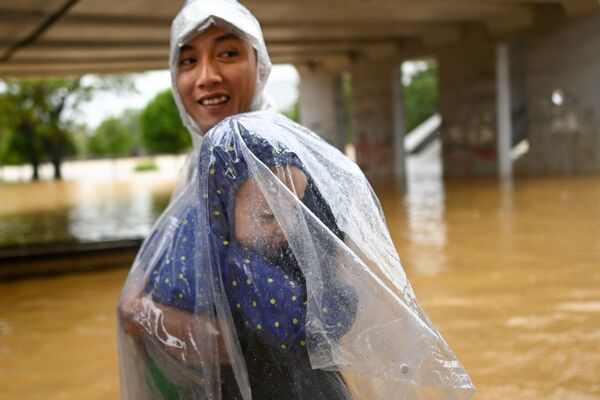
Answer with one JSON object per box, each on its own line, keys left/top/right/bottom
{"left": 176, "top": 24, "right": 258, "bottom": 133}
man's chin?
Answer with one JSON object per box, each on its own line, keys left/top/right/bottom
{"left": 196, "top": 119, "right": 218, "bottom": 133}
{"left": 196, "top": 112, "right": 231, "bottom": 133}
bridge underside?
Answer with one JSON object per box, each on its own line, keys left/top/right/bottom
{"left": 2, "top": 0, "right": 600, "bottom": 177}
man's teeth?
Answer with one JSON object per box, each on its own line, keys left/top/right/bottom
{"left": 201, "top": 95, "right": 229, "bottom": 105}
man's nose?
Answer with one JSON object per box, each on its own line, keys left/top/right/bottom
{"left": 195, "top": 60, "right": 222, "bottom": 88}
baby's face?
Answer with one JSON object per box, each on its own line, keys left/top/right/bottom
{"left": 234, "top": 166, "right": 307, "bottom": 252}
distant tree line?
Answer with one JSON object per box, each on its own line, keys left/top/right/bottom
{"left": 0, "top": 79, "right": 191, "bottom": 181}
{"left": 403, "top": 63, "right": 438, "bottom": 133}
{"left": 86, "top": 89, "right": 191, "bottom": 158}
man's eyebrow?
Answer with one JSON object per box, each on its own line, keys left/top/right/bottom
{"left": 214, "top": 33, "right": 241, "bottom": 44}
{"left": 179, "top": 33, "right": 240, "bottom": 54}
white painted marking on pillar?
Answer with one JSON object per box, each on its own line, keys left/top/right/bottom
{"left": 392, "top": 64, "right": 407, "bottom": 182}
{"left": 496, "top": 43, "right": 513, "bottom": 180}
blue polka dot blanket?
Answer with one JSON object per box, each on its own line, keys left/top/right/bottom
{"left": 118, "top": 111, "right": 475, "bottom": 400}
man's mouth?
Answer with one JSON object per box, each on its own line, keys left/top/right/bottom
{"left": 199, "top": 95, "right": 229, "bottom": 106}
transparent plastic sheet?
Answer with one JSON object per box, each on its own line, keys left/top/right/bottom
{"left": 118, "top": 112, "right": 475, "bottom": 399}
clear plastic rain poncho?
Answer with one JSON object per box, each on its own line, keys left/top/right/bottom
{"left": 117, "top": 1, "right": 475, "bottom": 399}
{"left": 118, "top": 112, "right": 475, "bottom": 399}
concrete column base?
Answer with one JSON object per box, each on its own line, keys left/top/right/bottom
{"left": 524, "top": 12, "right": 600, "bottom": 174}
{"left": 351, "top": 59, "right": 403, "bottom": 177}
{"left": 297, "top": 64, "right": 346, "bottom": 151}
{"left": 438, "top": 38, "right": 499, "bottom": 177}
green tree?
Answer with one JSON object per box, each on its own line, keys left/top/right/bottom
{"left": 88, "top": 117, "right": 132, "bottom": 157}
{"left": 404, "top": 64, "right": 439, "bottom": 132}
{"left": 1, "top": 85, "right": 50, "bottom": 179}
{"left": 0, "top": 76, "right": 134, "bottom": 180}
{"left": 121, "top": 109, "right": 143, "bottom": 156}
{"left": 141, "top": 89, "right": 191, "bottom": 154}
{"left": 87, "top": 109, "right": 142, "bottom": 158}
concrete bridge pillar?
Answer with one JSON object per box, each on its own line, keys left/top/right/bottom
{"left": 296, "top": 63, "right": 347, "bottom": 151}
{"left": 524, "top": 12, "right": 600, "bottom": 174}
{"left": 350, "top": 54, "right": 406, "bottom": 179}
{"left": 437, "top": 37, "right": 499, "bottom": 177}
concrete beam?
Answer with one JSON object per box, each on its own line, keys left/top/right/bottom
{"left": 41, "top": 22, "right": 169, "bottom": 41}
{"left": 318, "top": 55, "right": 353, "bottom": 72}
{"left": 272, "top": 53, "right": 358, "bottom": 66}
{"left": 0, "top": 0, "right": 66, "bottom": 14}
{"left": 268, "top": 43, "right": 365, "bottom": 56}
{"left": 561, "top": 0, "right": 600, "bottom": 17}
{"left": 67, "top": 0, "right": 181, "bottom": 18}
{"left": 0, "top": 59, "right": 167, "bottom": 77}
{"left": 0, "top": 62, "right": 167, "bottom": 78}
{"left": 1, "top": 0, "right": 598, "bottom": 77}
{"left": 246, "top": 1, "right": 539, "bottom": 24}
{"left": 485, "top": 8, "right": 535, "bottom": 36}
{"left": 11, "top": 47, "right": 166, "bottom": 60}
{"left": 420, "top": 26, "right": 464, "bottom": 47}
{"left": 362, "top": 42, "right": 399, "bottom": 61}
{"left": 0, "top": 8, "right": 170, "bottom": 25}
{"left": 262, "top": 22, "right": 442, "bottom": 41}
{"left": 0, "top": 38, "right": 169, "bottom": 49}
{"left": 0, "top": 11, "right": 48, "bottom": 41}
{"left": 1, "top": 0, "right": 80, "bottom": 62}
{"left": 3, "top": 55, "right": 166, "bottom": 66}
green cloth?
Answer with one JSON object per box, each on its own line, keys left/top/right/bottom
{"left": 146, "top": 358, "right": 182, "bottom": 400}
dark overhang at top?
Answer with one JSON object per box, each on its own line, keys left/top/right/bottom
{"left": 1, "top": 0, "right": 599, "bottom": 77}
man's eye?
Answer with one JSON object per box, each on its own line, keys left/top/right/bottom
{"left": 179, "top": 57, "right": 196, "bottom": 66}
{"left": 219, "top": 50, "right": 239, "bottom": 59}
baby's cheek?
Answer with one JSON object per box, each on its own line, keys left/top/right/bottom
{"left": 266, "top": 221, "right": 286, "bottom": 243}
{"left": 254, "top": 223, "right": 286, "bottom": 252}
{"left": 235, "top": 218, "right": 287, "bottom": 253}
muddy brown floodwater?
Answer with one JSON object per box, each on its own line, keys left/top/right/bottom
{"left": 1, "top": 172, "right": 599, "bottom": 399}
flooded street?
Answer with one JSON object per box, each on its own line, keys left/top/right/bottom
{"left": 382, "top": 176, "right": 600, "bottom": 399}
{"left": 0, "top": 153, "right": 599, "bottom": 399}
{"left": 0, "top": 157, "right": 183, "bottom": 246}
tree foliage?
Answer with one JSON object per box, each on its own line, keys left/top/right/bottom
{"left": 88, "top": 109, "right": 142, "bottom": 158}
{"left": 141, "top": 89, "right": 191, "bottom": 154}
{"left": 0, "top": 79, "right": 83, "bottom": 179}
{"left": 404, "top": 64, "right": 439, "bottom": 133}
{"left": 0, "top": 76, "right": 134, "bottom": 180}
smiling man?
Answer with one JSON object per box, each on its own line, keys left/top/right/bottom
{"left": 168, "top": 0, "right": 274, "bottom": 139}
